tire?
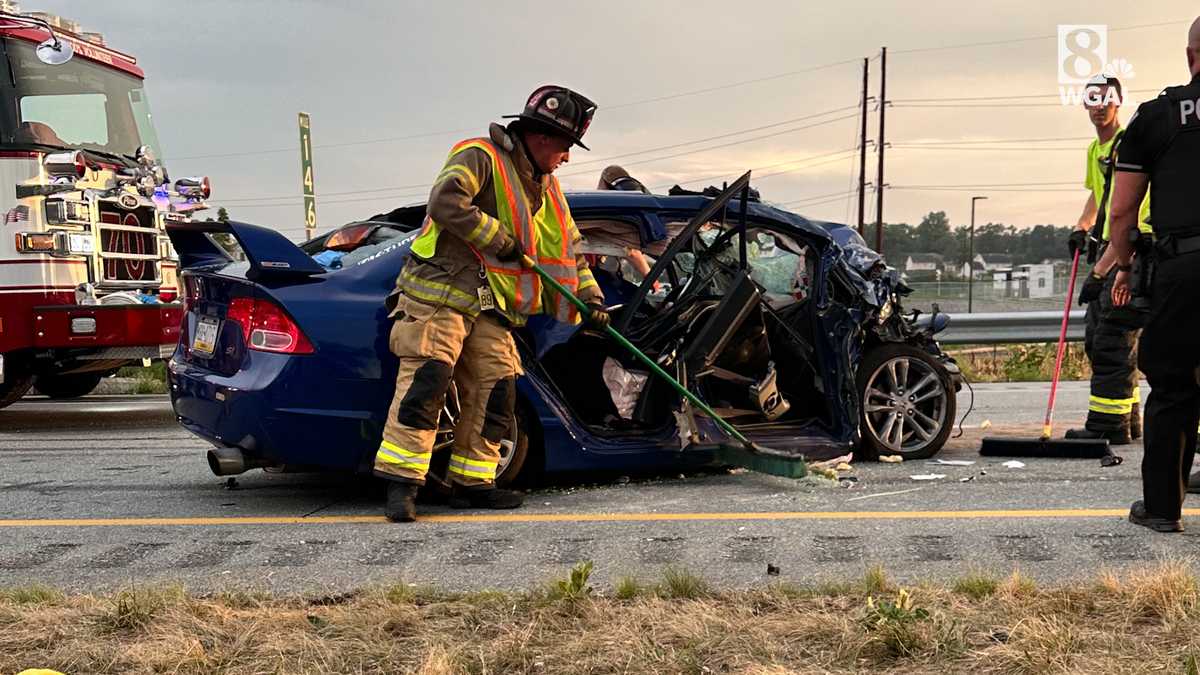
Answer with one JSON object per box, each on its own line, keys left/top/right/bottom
{"left": 856, "top": 343, "right": 955, "bottom": 461}
{"left": 0, "top": 375, "right": 33, "bottom": 409}
{"left": 425, "top": 387, "right": 536, "bottom": 492}
{"left": 34, "top": 373, "right": 104, "bottom": 400}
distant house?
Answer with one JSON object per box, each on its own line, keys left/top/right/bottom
{"left": 991, "top": 263, "right": 1055, "bottom": 298}
{"left": 974, "top": 253, "right": 1013, "bottom": 271}
{"left": 903, "top": 253, "right": 945, "bottom": 273}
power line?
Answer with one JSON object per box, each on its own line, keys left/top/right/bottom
{"left": 215, "top": 113, "right": 860, "bottom": 204}
{"left": 892, "top": 19, "right": 1186, "bottom": 55}
{"left": 892, "top": 87, "right": 1161, "bottom": 104}
{"left": 649, "top": 147, "right": 858, "bottom": 191}
{"left": 564, "top": 104, "right": 859, "bottom": 170}
{"left": 604, "top": 58, "right": 861, "bottom": 110}
{"left": 896, "top": 136, "right": 1090, "bottom": 146}
{"left": 557, "top": 113, "right": 859, "bottom": 177}
{"left": 168, "top": 58, "right": 861, "bottom": 163}
{"left": 890, "top": 145, "right": 1080, "bottom": 152}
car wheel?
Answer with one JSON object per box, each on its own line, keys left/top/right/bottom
{"left": 425, "top": 385, "right": 534, "bottom": 492}
{"left": 34, "top": 373, "right": 104, "bottom": 399}
{"left": 856, "top": 344, "right": 955, "bottom": 461}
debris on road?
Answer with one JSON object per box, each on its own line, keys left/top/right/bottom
{"left": 766, "top": 563, "right": 780, "bottom": 576}
{"left": 910, "top": 473, "right": 946, "bottom": 481}
{"left": 980, "top": 419, "right": 993, "bottom": 430}
{"left": 879, "top": 455, "right": 904, "bottom": 463}
{"left": 930, "top": 459, "right": 975, "bottom": 466}
{"left": 810, "top": 453, "right": 854, "bottom": 471}
{"left": 1002, "top": 460, "right": 1026, "bottom": 469}
{"left": 846, "top": 486, "right": 925, "bottom": 502}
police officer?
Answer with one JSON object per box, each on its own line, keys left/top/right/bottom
{"left": 1109, "top": 16, "right": 1200, "bottom": 532}
{"left": 1065, "top": 75, "right": 1152, "bottom": 445}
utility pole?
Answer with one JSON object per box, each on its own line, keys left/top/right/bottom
{"left": 969, "top": 196, "right": 988, "bottom": 313}
{"left": 857, "top": 57, "right": 869, "bottom": 235}
{"left": 874, "top": 47, "right": 887, "bottom": 253}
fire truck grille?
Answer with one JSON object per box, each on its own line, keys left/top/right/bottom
{"left": 99, "top": 208, "right": 159, "bottom": 284}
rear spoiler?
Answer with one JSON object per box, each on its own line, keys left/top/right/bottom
{"left": 166, "top": 220, "right": 325, "bottom": 280}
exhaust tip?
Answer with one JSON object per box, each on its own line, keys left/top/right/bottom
{"left": 206, "top": 446, "right": 247, "bottom": 476}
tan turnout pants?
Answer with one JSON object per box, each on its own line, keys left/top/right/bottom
{"left": 374, "top": 294, "right": 520, "bottom": 487}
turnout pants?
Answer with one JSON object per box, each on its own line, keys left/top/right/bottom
{"left": 374, "top": 294, "right": 520, "bottom": 487}
{"left": 1082, "top": 269, "right": 1144, "bottom": 433}
{"left": 1138, "top": 255, "right": 1200, "bottom": 520}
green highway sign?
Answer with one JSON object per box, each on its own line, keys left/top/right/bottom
{"left": 298, "top": 112, "right": 316, "bottom": 238}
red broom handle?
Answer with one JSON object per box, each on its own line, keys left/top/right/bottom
{"left": 1042, "top": 249, "right": 1082, "bottom": 439}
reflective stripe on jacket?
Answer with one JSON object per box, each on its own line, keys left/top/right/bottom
{"left": 395, "top": 124, "right": 601, "bottom": 325}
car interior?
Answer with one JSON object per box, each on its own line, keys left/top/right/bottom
{"left": 533, "top": 217, "right": 836, "bottom": 441}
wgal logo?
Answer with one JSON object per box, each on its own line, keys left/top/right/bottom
{"left": 1057, "top": 25, "right": 1136, "bottom": 106}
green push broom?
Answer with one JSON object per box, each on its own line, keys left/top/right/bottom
{"left": 523, "top": 255, "right": 808, "bottom": 478}
{"left": 978, "top": 248, "right": 1110, "bottom": 458}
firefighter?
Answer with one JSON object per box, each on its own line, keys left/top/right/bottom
{"left": 598, "top": 164, "right": 650, "bottom": 193}
{"left": 1110, "top": 16, "right": 1200, "bottom": 532}
{"left": 1065, "top": 75, "right": 1152, "bottom": 445}
{"left": 376, "top": 85, "right": 608, "bottom": 522}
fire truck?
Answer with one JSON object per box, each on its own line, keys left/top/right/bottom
{"left": 0, "top": 9, "right": 211, "bottom": 407}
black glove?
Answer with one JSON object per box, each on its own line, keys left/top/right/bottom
{"left": 585, "top": 302, "right": 611, "bottom": 330}
{"left": 1078, "top": 271, "right": 1104, "bottom": 306}
{"left": 1067, "top": 229, "right": 1088, "bottom": 257}
{"left": 496, "top": 237, "right": 525, "bottom": 264}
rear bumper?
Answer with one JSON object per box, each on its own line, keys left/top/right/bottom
{"left": 167, "top": 352, "right": 381, "bottom": 472}
{"left": 32, "top": 303, "right": 183, "bottom": 353}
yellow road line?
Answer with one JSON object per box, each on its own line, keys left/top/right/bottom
{"left": 1, "top": 508, "right": 1198, "bottom": 528}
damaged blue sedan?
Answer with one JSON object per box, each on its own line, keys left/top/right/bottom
{"left": 166, "top": 178, "right": 960, "bottom": 487}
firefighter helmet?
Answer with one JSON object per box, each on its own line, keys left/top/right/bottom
{"left": 504, "top": 85, "right": 596, "bottom": 150}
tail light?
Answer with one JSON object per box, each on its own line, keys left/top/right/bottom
{"left": 226, "top": 297, "right": 314, "bottom": 354}
{"left": 159, "top": 290, "right": 178, "bottom": 303}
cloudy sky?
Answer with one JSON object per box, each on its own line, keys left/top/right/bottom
{"left": 34, "top": 0, "right": 1198, "bottom": 240}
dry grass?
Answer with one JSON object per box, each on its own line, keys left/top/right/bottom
{"left": 5, "top": 563, "right": 1200, "bottom": 674}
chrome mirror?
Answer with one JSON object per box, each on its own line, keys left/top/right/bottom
{"left": 35, "top": 37, "right": 73, "bottom": 65}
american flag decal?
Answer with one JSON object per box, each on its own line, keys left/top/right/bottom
{"left": 4, "top": 205, "right": 28, "bottom": 224}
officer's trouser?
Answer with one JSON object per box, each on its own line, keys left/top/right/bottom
{"left": 1138, "top": 255, "right": 1200, "bottom": 520}
{"left": 1082, "top": 269, "right": 1145, "bottom": 432}
{"left": 373, "top": 294, "right": 520, "bottom": 487}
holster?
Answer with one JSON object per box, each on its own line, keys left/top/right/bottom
{"left": 1129, "top": 231, "right": 1155, "bottom": 310}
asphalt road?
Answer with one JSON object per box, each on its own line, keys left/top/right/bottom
{"left": 2, "top": 384, "right": 1199, "bottom": 595}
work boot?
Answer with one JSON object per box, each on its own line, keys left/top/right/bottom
{"left": 1129, "top": 404, "right": 1142, "bottom": 440}
{"left": 449, "top": 484, "right": 525, "bottom": 510}
{"left": 1188, "top": 471, "right": 1200, "bottom": 495}
{"left": 384, "top": 481, "right": 420, "bottom": 522}
{"left": 1065, "top": 427, "right": 1132, "bottom": 446}
{"left": 1128, "top": 500, "right": 1183, "bottom": 533}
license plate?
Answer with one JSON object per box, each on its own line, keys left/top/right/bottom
{"left": 192, "top": 316, "right": 219, "bottom": 356}
{"left": 67, "top": 233, "right": 95, "bottom": 254}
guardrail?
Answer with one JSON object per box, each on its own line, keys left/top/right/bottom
{"left": 915, "top": 310, "right": 1086, "bottom": 345}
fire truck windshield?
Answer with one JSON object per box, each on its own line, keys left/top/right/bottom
{"left": 0, "top": 37, "right": 162, "bottom": 162}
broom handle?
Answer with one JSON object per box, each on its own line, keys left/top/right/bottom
{"left": 522, "top": 255, "right": 752, "bottom": 446}
{"left": 1043, "top": 249, "right": 1082, "bottom": 439}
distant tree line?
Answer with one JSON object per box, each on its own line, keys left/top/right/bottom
{"left": 878, "top": 211, "right": 1073, "bottom": 267}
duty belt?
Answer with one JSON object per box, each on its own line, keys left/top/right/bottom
{"left": 1154, "top": 231, "right": 1200, "bottom": 259}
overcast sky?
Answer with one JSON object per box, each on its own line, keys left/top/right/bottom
{"left": 34, "top": 0, "right": 1198, "bottom": 240}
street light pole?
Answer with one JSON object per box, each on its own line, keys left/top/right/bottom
{"left": 968, "top": 196, "right": 988, "bottom": 313}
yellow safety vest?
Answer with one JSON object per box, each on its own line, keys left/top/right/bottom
{"left": 410, "top": 138, "right": 581, "bottom": 326}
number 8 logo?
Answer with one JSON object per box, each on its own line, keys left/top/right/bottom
{"left": 1058, "top": 25, "right": 1107, "bottom": 84}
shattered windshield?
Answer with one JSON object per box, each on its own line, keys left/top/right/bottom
{"left": 0, "top": 38, "right": 162, "bottom": 160}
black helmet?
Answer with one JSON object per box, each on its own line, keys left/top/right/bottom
{"left": 504, "top": 85, "right": 596, "bottom": 150}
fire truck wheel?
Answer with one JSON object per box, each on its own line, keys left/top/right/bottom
{"left": 0, "top": 375, "right": 33, "bottom": 409}
{"left": 33, "top": 373, "right": 104, "bottom": 400}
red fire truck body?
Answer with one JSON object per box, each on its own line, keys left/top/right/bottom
{"left": 0, "top": 12, "right": 209, "bottom": 405}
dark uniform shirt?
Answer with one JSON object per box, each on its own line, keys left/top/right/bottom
{"left": 1116, "top": 72, "right": 1200, "bottom": 234}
